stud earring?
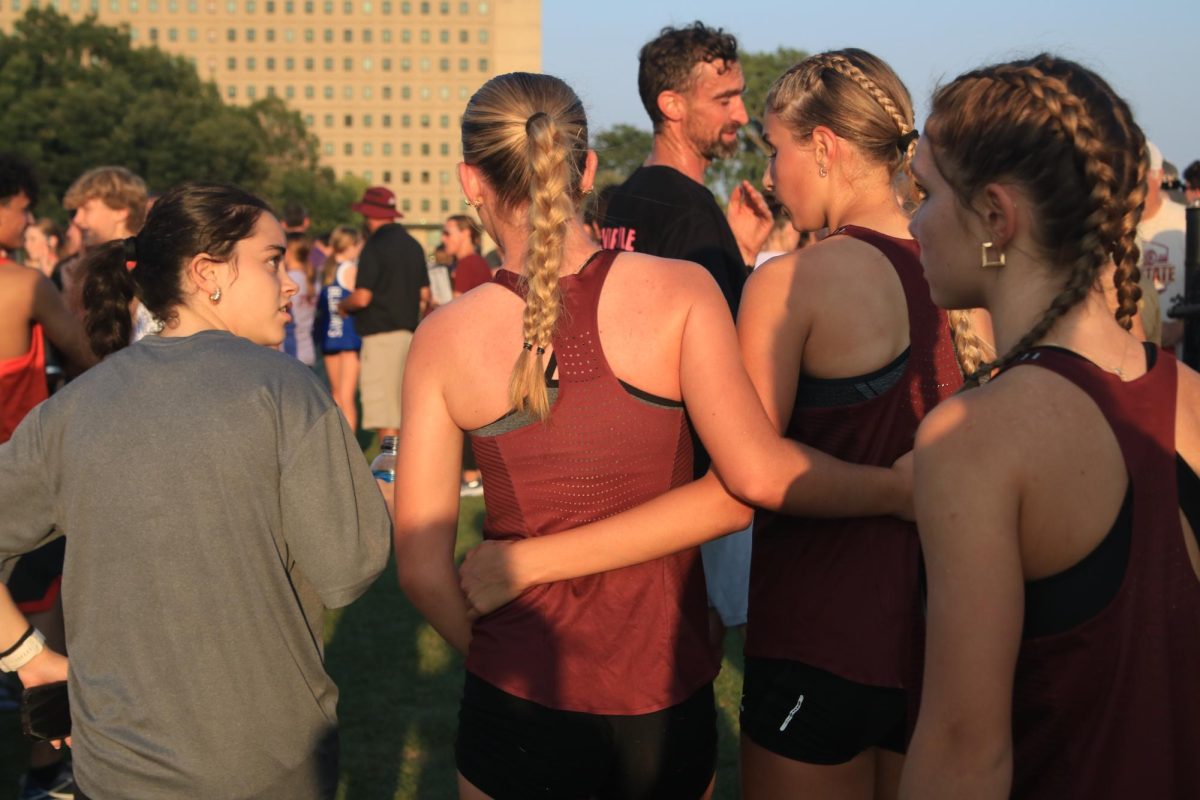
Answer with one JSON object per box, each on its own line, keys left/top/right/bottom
{"left": 210, "top": 287, "right": 222, "bottom": 303}
{"left": 981, "top": 242, "right": 1006, "bottom": 268}
{"left": 818, "top": 164, "right": 828, "bottom": 178}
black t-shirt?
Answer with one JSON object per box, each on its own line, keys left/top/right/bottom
{"left": 352, "top": 223, "right": 429, "bottom": 336}
{"left": 599, "top": 165, "right": 747, "bottom": 314}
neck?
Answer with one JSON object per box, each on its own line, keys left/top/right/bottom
{"left": 645, "top": 128, "right": 710, "bottom": 184}
{"left": 495, "top": 219, "right": 598, "bottom": 277}
{"left": 825, "top": 168, "right": 912, "bottom": 237}
{"left": 159, "top": 296, "right": 231, "bottom": 340}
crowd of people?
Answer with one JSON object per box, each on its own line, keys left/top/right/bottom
{"left": 0, "top": 17, "right": 1197, "bottom": 800}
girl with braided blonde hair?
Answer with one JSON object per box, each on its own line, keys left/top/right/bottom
{"left": 396, "top": 71, "right": 918, "bottom": 799}
{"left": 902, "top": 55, "right": 1200, "bottom": 798}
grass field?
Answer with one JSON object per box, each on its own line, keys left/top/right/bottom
{"left": 1, "top": 497, "right": 747, "bottom": 800}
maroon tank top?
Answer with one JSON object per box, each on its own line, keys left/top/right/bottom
{"left": 745, "top": 226, "right": 963, "bottom": 688}
{"left": 1003, "top": 347, "right": 1200, "bottom": 798}
{"left": 465, "top": 250, "right": 719, "bottom": 715}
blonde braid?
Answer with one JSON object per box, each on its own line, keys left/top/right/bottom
{"left": 508, "top": 111, "right": 576, "bottom": 420}
{"left": 964, "top": 63, "right": 1122, "bottom": 385}
{"left": 947, "top": 310, "right": 990, "bottom": 377}
{"left": 816, "top": 54, "right": 913, "bottom": 138}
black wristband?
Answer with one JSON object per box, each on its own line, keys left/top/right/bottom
{"left": 0, "top": 624, "right": 34, "bottom": 659}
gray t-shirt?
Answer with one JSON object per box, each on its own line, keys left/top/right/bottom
{"left": 0, "top": 330, "right": 392, "bottom": 799}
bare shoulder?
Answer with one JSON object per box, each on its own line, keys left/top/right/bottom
{"left": 606, "top": 251, "right": 727, "bottom": 315}
{"left": 0, "top": 260, "right": 42, "bottom": 288}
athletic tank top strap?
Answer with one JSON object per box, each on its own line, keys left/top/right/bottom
{"left": 830, "top": 225, "right": 940, "bottom": 353}
{"left": 488, "top": 250, "right": 619, "bottom": 385}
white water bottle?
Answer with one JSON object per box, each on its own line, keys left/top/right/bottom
{"left": 371, "top": 435, "right": 398, "bottom": 501}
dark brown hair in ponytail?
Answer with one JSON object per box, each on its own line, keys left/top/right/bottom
{"left": 925, "top": 54, "right": 1147, "bottom": 385}
{"left": 81, "top": 182, "right": 272, "bottom": 358}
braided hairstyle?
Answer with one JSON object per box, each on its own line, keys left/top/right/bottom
{"left": 461, "top": 72, "right": 588, "bottom": 420}
{"left": 765, "top": 49, "right": 988, "bottom": 376}
{"left": 926, "top": 54, "right": 1147, "bottom": 386}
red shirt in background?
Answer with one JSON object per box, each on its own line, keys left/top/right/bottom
{"left": 453, "top": 252, "right": 492, "bottom": 295}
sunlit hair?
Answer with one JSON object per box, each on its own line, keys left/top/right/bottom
{"left": 461, "top": 72, "right": 588, "bottom": 420}
{"left": 446, "top": 214, "right": 482, "bottom": 249}
{"left": 767, "top": 49, "right": 988, "bottom": 376}
{"left": 63, "top": 166, "right": 149, "bottom": 234}
{"left": 926, "top": 54, "right": 1147, "bottom": 386}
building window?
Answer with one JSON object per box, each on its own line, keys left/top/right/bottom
{"left": 459, "top": 86, "right": 469, "bottom": 99}
{"left": 323, "top": 57, "right": 333, "bottom": 70}
{"left": 419, "top": 0, "right": 428, "bottom": 12}
{"left": 188, "top": 27, "right": 197, "bottom": 41}
{"left": 440, "top": 142, "right": 450, "bottom": 156}
{"left": 478, "top": 28, "right": 487, "bottom": 43}
{"left": 342, "top": 0, "right": 350, "bottom": 11}
{"left": 266, "top": 86, "right": 276, "bottom": 97}
{"left": 324, "top": 85, "right": 334, "bottom": 98}
{"left": 382, "top": 0, "right": 390, "bottom": 10}
{"left": 344, "top": 113, "right": 353, "bottom": 127}
{"left": 401, "top": 114, "right": 411, "bottom": 127}
{"left": 439, "top": 170, "right": 449, "bottom": 184}
{"left": 265, "top": 28, "right": 275, "bottom": 41}
{"left": 438, "top": 0, "right": 447, "bottom": 12}
{"left": 363, "top": 143, "right": 373, "bottom": 156}
{"left": 363, "top": 113, "right": 373, "bottom": 127}
{"left": 382, "top": 86, "right": 392, "bottom": 99}
{"left": 401, "top": 57, "right": 411, "bottom": 71}
{"left": 439, "top": 114, "right": 449, "bottom": 128}
{"left": 440, "top": 28, "right": 449, "bottom": 43}
{"left": 383, "top": 143, "right": 392, "bottom": 155}
{"left": 226, "top": 27, "right": 236, "bottom": 41}
{"left": 400, "top": 0, "right": 408, "bottom": 10}
{"left": 129, "top": 27, "right": 139, "bottom": 42}
{"left": 304, "top": 57, "right": 314, "bottom": 70}
{"left": 342, "top": 27, "right": 351, "bottom": 41}
{"left": 401, "top": 171, "right": 411, "bottom": 184}
{"left": 130, "top": 0, "right": 140, "bottom": 10}
{"left": 148, "top": 0, "right": 158, "bottom": 10}
{"left": 458, "top": 29, "right": 467, "bottom": 43}
{"left": 323, "top": 0, "right": 331, "bottom": 10}
{"left": 383, "top": 113, "right": 392, "bottom": 126}
{"left": 305, "top": 85, "right": 315, "bottom": 98}
{"left": 420, "top": 142, "right": 430, "bottom": 156}
{"left": 401, "top": 29, "right": 410, "bottom": 42}
{"left": 265, "top": 56, "right": 275, "bottom": 70}
{"left": 304, "top": 27, "right": 314, "bottom": 40}
{"left": 363, "top": 57, "right": 372, "bottom": 71}
{"left": 402, "top": 85, "right": 412, "bottom": 99}
{"left": 285, "top": 85, "right": 294, "bottom": 98}
{"left": 343, "top": 57, "right": 353, "bottom": 71}
{"left": 458, "top": 57, "right": 468, "bottom": 72}
{"left": 478, "top": 1, "right": 487, "bottom": 13}
{"left": 419, "top": 29, "right": 429, "bottom": 43}
{"left": 420, "top": 114, "right": 430, "bottom": 128}
{"left": 245, "top": 0, "right": 254, "bottom": 10}
{"left": 304, "top": 113, "right": 313, "bottom": 126}
{"left": 247, "top": 85, "right": 257, "bottom": 98}
{"left": 284, "top": 28, "right": 294, "bottom": 41}
{"left": 401, "top": 142, "right": 411, "bottom": 155}
{"left": 246, "top": 28, "right": 256, "bottom": 41}
{"left": 419, "top": 57, "right": 430, "bottom": 72}
{"left": 438, "top": 57, "right": 449, "bottom": 71}
{"left": 363, "top": 0, "right": 371, "bottom": 10}
{"left": 227, "top": 85, "right": 236, "bottom": 98}
{"left": 226, "top": 0, "right": 234, "bottom": 10}
{"left": 168, "top": 28, "right": 178, "bottom": 41}
{"left": 478, "top": 57, "right": 488, "bottom": 72}
{"left": 147, "top": 27, "right": 158, "bottom": 42}
{"left": 246, "top": 56, "right": 256, "bottom": 70}
{"left": 362, "top": 28, "right": 372, "bottom": 42}
{"left": 419, "top": 86, "right": 431, "bottom": 100}
{"left": 420, "top": 198, "right": 430, "bottom": 212}
{"left": 323, "top": 143, "right": 333, "bottom": 155}
{"left": 304, "top": 0, "right": 311, "bottom": 9}
{"left": 383, "top": 170, "right": 392, "bottom": 183}
{"left": 458, "top": 0, "right": 466, "bottom": 11}
{"left": 227, "top": 56, "right": 237, "bottom": 69}
{"left": 344, "top": 142, "right": 353, "bottom": 155}
{"left": 362, "top": 86, "right": 373, "bottom": 98}
{"left": 342, "top": 85, "right": 353, "bottom": 98}
{"left": 382, "top": 58, "right": 392, "bottom": 71}
{"left": 440, "top": 198, "right": 449, "bottom": 212}
{"left": 324, "top": 113, "right": 333, "bottom": 126}
{"left": 285, "top": 56, "right": 294, "bottom": 70}
{"left": 401, "top": 198, "right": 411, "bottom": 212}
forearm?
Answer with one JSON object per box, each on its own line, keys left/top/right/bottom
{"left": 725, "top": 435, "right": 907, "bottom": 519}
{"left": 396, "top": 560, "right": 472, "bottom": 655}
{"left": 509, "top": 472, "right": 751, "bottom": 589}
{"left": 0, "top": 584, "right": 31, "bottom": 649}
{"left": 900, "top": 732, "right": 1011, "bottom": 800}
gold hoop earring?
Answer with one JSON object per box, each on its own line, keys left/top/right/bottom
{"left": 981, "top": 242, "right": 1006, "bottom": 268}
{"left": 210, "top": 287, "right": 222, "bottom": 303}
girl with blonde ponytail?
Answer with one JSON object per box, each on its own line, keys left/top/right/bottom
{"left": 902, "top": 55, "right": 1200, "bottom": 798}
{"left": 396, "top": 72, "right": 919, "bottom": 799}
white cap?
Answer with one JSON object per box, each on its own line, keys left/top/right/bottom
{"left": 1147, "top": 141, "right": 1163, "bottom": 173}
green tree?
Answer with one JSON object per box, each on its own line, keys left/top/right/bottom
{"left": 591, "top": 123, "right": 653, "bottom": 190}
{"left": 707, "top": 46, "right": 808, "bottom": 200}
{"left": 265, "top": 166, "right": 368, "bottom": 234}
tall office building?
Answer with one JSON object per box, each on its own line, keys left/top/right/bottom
{"left": 0, "top": 0, "right": 540, "bottom": 229}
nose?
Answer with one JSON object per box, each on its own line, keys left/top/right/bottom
{"left": 762, "top": 164, "right": 774, "bottom": 193}
{"left": 731, "top": 96, "right": 750, "bottom": 128}
{"left": 281, "top": 268, "right": 299, "bottom": 297}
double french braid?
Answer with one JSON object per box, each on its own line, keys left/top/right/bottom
{"left": 928, "top": 55, "right": 1147, "bottom": 386}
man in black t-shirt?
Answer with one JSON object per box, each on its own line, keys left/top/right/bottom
{"left": 339, "top": 186, "right": 429, "bottom": 438}
{"left": 600, "top": 22, "right": 773, "bottom": 644}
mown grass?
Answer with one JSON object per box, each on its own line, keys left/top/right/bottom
{"left": 1, "top": 497, "right": 747, "bottom": 800}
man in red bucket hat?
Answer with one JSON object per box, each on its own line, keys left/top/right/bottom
{"left": 339, "top": 186, "right": 429, "bottom": 439}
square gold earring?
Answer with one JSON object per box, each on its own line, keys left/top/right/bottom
{"left": 981, "top": 241, "right": 1006, "bottom": 268}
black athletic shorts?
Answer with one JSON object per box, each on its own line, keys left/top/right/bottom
{"left": 5, "top": 538, "right": 65, "bottom": 614}
{"left": 456, "top": 672, "right": 716, "bottom": 800}
{"left": 740, "top": 657, "right": 907, "bottom": 765}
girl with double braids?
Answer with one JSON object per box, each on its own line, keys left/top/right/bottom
{"left": 0, "top": 183, "right": 390, "bottom": 799}
{"left": 901, "top": 56, "right": 1200, "bottom": 797}
{"left": 396, "top": 72, "right": 915, "bottom": 799}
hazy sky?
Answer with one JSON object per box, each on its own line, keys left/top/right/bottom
{"left": 544, "top": 0, "right": 1198, "bottom": 170}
